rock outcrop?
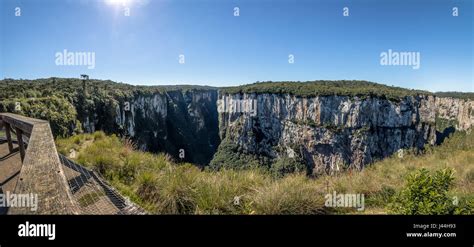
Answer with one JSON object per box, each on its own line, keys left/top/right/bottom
{"left": 216, "top": 93, "right": 473, "bottom": 175}
{"left": 435, "top": 97, "right": 474, "bottom": 131}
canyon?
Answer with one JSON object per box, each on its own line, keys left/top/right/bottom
{"left": 79, "top": 86, "right": 473, "bottom": 175}
{"left": 1, "top": 79, "right": 472, "bottom": 174}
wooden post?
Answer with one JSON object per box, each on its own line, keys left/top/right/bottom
{"left": 5, "top": 122, "right": 14, "bottom": 152}
{"left": 16, "top": 127, "right": 25, "bottom": 162}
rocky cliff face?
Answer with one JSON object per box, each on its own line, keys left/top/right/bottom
{"left": 435, "top": 97, "right": 474, "bottom": 131}
{"left": 215, "top": 93, "right": 473, "bottom": 175}
{"left": 76, "top": 86, "right": 473, "bottom": 173}
{"left": 3, "top": 78, "right": 470, "bottom": 172}
{"left": 82, "top": 90, "right": 220, "bottom": 165}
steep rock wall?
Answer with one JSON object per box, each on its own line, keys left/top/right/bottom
{"left": 82, "top": 90, "right": 220, "bottom": 165}
{"left": 77, "top": 88, "right": 473, "bottom": 171}
{"left": 215, "top": 93, "right": 473, "bottom": 175}
{"left": 435, "top": 97, "right": 474, "bottom": 131}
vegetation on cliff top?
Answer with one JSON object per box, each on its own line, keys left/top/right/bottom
{"left": 2, "top": 78, "right": 471, "bottom": 102}
{"left": 56, "top": 130, "right": 473, "bottom": 215}
{"left": 434, "top": 92, "right": 474, "bottom": 100}
{"left": 0, "top": 77, "right": 216, "bottom": 100}
{"left": 220, "top": 80, "right": 433, "bottom": 100}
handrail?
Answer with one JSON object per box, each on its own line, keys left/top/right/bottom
{"left": 0, "top": 112, "right": 79, "bottom": 214}
{"left": 1, "top": 113, "right": 47, "bottom": 136}
{"left": 0, "top": 113, "right": 46, "bottom": 160}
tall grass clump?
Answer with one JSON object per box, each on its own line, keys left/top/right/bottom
{"left": 249, "top": 174, "right": 327, "bottom": 214}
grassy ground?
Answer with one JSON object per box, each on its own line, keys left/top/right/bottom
{"left": 56, "top": 131, "right": 474, "bottom": 215}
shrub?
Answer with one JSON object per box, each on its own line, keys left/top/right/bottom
{"left": 453, "top": 196, "right": 474, "bottom": 215}
{"left": 389, "top": 168, "right": 456, "bottom": 215}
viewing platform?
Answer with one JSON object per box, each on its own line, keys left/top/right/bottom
{"left": 0, "top": 113, "right": 144, "bottom": 215}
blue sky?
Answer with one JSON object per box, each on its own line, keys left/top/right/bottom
{"left": 1, "top": 0, "right": 472, "bottom": 91}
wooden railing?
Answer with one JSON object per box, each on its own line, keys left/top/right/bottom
{"left": 1, "top": 113, "right": 43, "bottom": 161}
{"left": 0, "top": 113, "right": 79, "bottom": 214}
